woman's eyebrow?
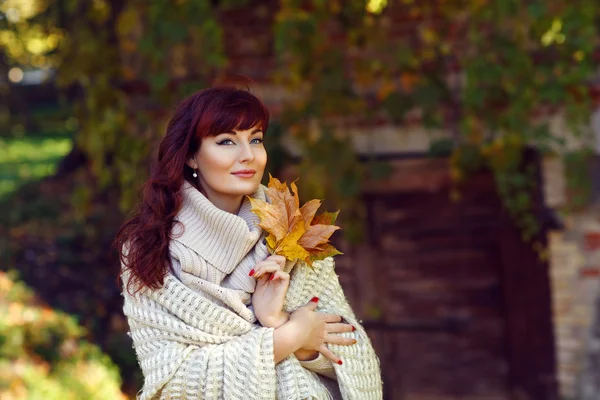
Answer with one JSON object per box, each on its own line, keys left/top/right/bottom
{"left": 224, "top": 129, "right": 263, "bottom": 135}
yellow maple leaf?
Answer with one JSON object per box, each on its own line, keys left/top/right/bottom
{"left": 248, "top": 174, "right": 343, "bottom": 269}
{"left": 276, "top": 217, "right": 310, "bottom": 261}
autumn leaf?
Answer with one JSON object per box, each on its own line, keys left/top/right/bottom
{"left": 246, "top": 197, "right": 289, "bottom": 243}
{"left": 276, "top": 218, "right": 310, "bottom": 262}
{"left": 248, "top": 174, "right": 343, "bottom": 268}
{"left": 298, "top": 224, "right": 340, "bottom": 250}
{"left": 305, "top": 244, "right": 343, "bottom": 264}
{"left": 266, "top": 178, "right": 300, "bottom": 227}
{"left": 311, "top": 210, "right": 339, "bottom": 226}
{"left": 299, "top": 199, "right": 322, "bottom": 229}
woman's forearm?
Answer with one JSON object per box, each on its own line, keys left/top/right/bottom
{"left": 273, "top": 319, "right": 305, "bottom": 363}
{"left": 262, "top": 312, "right": 319, "bottom": 362}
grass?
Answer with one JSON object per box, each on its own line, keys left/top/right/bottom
{"left": 0, "top": 136, "right": 73, "bottom": 199}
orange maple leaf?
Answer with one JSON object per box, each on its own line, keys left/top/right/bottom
{"left": 248, "top": 174, "right": 343, "bottom": 268}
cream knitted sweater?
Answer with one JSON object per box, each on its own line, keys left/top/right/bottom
{"left": 122, "top": 181, "right": 383, "bottom": 399}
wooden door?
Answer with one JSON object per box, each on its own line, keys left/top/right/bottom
{"left": 334, "top": 152, "right": 557, "bottom": 399}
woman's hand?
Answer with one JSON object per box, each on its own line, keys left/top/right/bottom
{"left": 251, "top": 255, "right": 290, "bottom": 328}
{"left": 288, "top": 299, "right": 357, "bottom": 365}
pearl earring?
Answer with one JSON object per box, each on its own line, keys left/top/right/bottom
{"left": 192, "top": 169, "right": 198, "bottom": 178}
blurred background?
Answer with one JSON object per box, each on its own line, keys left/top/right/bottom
{"left": 2, "top": 0, "right": 600, "bottom": 399}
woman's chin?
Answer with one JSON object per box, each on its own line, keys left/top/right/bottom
{"left": 226, "top": 181, "right": 261, "bottom": 196}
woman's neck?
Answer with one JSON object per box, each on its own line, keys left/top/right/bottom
{"left": 203, "top": 189, "right": 244, "bottom": 214}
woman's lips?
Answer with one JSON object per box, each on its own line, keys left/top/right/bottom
{"left": 232, "top": 171, "right": 256, "bottom": 178}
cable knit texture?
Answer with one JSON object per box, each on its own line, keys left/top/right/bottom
{"left": 122, "top": 181, "right": 383, "bottom": 399}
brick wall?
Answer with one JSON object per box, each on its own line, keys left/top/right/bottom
{"left": 539, "top": 150, "right": 600, "bottom": 399}
{"left": 550, "top": 215, "right": 600, "bottom": 399}
{"left": 549, "top": 230, "right": 587, "bottom": 398}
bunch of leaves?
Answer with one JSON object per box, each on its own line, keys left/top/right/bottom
{"left": 248, "top": 175, "right": 343, "bottom": 268}
{"left": 0, "top": 270, "right": 125, "bottom": 400}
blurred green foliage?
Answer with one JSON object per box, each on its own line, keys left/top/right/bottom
{"left": 0, "top": 137, "right": 71, "bottom": 199}
{"left": 274, "top": 0, "right": 598, "bottom": 241}
{"left": 0, "top": 166, "right": 138, "bottom": 395}
{"left": 2, "top": 0, "right": 597, "bottom": 241}
{"left": 0, "top": 109, "right": 138, "bottom": 394}
{"left": 0, "top": 270, "right": 125, "bottom": 400}
{"left": 564, "top": 149, "right": 596, "bottom": 210}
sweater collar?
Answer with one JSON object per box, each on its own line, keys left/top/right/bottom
{"left": 171, "top": 180, "right": 267, "bottom": 274}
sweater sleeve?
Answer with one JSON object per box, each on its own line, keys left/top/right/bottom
{"left": 298, "top": 352, "right": 337, "bottom": 380}
{"left": 284, "top": 257, "right": 384, "bottom": 399}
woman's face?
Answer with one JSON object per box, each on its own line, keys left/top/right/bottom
{"left": 188, "top": 126, "right": 267, "bottom": 212}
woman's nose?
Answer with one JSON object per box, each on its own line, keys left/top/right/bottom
{"left": 239, "top": 143, "right": 255, "bottom": 163}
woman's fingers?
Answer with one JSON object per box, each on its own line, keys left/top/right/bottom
{"left": 324, "top": 333, "right": 357, "bottom": 346}
{"left": 265, "top": 254, "right": 286, "bottom": 268}
{"left": 318, "top": 344, "right": 342, "bottom": 365}
{"left": 326, "top": 322, "right": 355, "bottom": 334}
{"left": 304, "top": 299, "right": 319, "bottom": 311}
{"left": 268, "top": 270, "right": 290, "bottom": 282}
{"left": 250, "top": 261, "right": 281, "bottom": 279}
{"left": 319, "top": 313, "right": 343, "bottom": 323}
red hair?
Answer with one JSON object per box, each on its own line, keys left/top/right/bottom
{"left": 113, "top": 86, "right": 270, "bottom": 293}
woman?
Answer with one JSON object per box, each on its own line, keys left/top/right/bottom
{"left": 115, "top": 86, "right": 383, "bottom": 399}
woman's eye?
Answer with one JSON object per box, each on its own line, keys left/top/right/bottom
{"left": 217, "top": 139, "right": 234, "bottom": 145}
{"left": 251, "top": 138, "right": 263, "bottom": 144}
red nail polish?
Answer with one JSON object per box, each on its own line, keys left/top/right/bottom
{"left": 337, "top": 360, "right": 343, "bottom": 365}
{"left": 249, "top": 269, "right": 255, "bottom": 277}
{"left": 269, "top": 274, "right": 275, "bottom": 280}
{"left": 310, "top": 297, "right": 319, "bottom": 303}
{"left": 351, "top": 326, "right": 356, "bottom": 331}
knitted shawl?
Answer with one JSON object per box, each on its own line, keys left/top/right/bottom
{"left": 121, "top": 181, "right": 383, "bottom": 399}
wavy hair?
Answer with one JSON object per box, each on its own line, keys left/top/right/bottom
{"left": 113, "top": 86, "right": 270, "bottom": 294}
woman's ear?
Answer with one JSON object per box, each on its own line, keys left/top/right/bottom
{"left": 186, "top": 156, "right": 198, "bottom": 170}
